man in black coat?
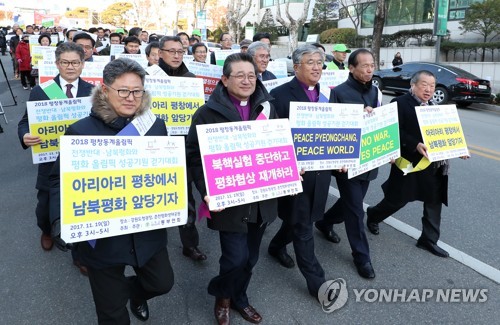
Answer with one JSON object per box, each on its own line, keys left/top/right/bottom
{"left": 157, "top": 35, "right": 207, "bottom": 261}
{"left": 18, "top": 42, "right": 93, "bottom": 257}
{"left": 367, "top": 70, "right": 469, "bottom": 258}
{"left": 267, "top": 44, "right": 329, "bottom": 298}
{"left": 315, "top": 49, "right": 381, "bottom": 279}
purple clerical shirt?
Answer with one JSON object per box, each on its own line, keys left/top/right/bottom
{"left": 298, "top": 80, "right": 319, "bottom": 103}
{"left": 229, "top": 94, "right": 251, "bottom": 121}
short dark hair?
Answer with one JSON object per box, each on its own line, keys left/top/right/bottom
{"left": 88, "top": 27, "right": 98, "bottom": 34}
{"left": 159, "top": 36, "right": 182, "bottom": 49}
{"left": 253, "top": 32, "right": 271, "bottom": 42}
{"left": 219, "top": 32, "right": 231, "bottom": 42}
{"left": 348, "top": 48, "right": 373, "bottom": 67}
{"left": 311, "top": 42, "right": 325, "bottom": 52}
{"left": 65, "top": 29, "right": 77, "bottom": 40}
{"left": 124, "top": 35, "right": 141, "bottom": 45}
{"left": 73, "top": 32, "right": 96, "bottom": 47}
{"left": 55, "top": 42, "right": 85, "bottom": 62}
{"left": 176, "top": 32, "right": 189, "bottom": 39}
{"left": 191, "top": 42, "right": 207, "bottom": 54}
{"left": 128, "top": 27, "right": 142, "bottom": 37}
{"left": 222, "top": 53, "right": 257, "bottom": 77}
{"left": 38, "top": 33, "right": 52, "bottom": 45}
{"left": 109, "top": 33, "right": 121, "bottom": 41}
{"left": 145, "top": 41, "right": 159, "bottom": 57}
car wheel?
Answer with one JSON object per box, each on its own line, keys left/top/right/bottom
{"left": 456, "top": 101, "right": 472, "bottom": 108}
{"left": 433, "top": 86, "right": 449, "bottom": 104}
{"left": 372, "top": 77, "right": 383, "bottom": 90}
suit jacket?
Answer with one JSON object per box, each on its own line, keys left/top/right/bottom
{"left": 381, "top": 93, "right": 448, "bottom": 205}
{"left": 270, "top": 77, "right": 331, "bottom": 224}
{"left": 18, "top": 75, "right": 94, "bottom": 190}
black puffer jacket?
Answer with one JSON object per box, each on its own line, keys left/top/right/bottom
{"left": 49, "top": 86, "right": 169, "bottom": 269}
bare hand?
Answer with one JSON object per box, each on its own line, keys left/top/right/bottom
{"left": 204, "top": 195, "right": 224, "bottom": 212}
{"left": 364, "top": 106, "right": 374, "bottom": 113}
{"left": 416, "top": 142, "right": 428, "bottom": 158}
{"left": 460, "top": 155, "right": 471, "bottom": 160}
{"left": 23, "top": 133, "right": 42, "bottom": 147}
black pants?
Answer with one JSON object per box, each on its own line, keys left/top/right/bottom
{"left": 317, "top": 177, "right": 371, "bottom": 265}
{"left": 269, "top": 217, "right": 325, "bottom": 297}
{"left": 369, "top": 199, "right": 442, "bottom": 244}
{"left": 208, "top": 221, "right": 267, "bottom": 309}
{"left": 87, "top": 247, "right": 174, "bottom": 324}
{"left": 36, "top": 189, "right": 51, "bottom": 235}
{"left": 19, "top": 70, "right": 35, "bottom": 88}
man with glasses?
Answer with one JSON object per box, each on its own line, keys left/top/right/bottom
{"left": 267, "top": 44, "right": 329, "bottom": 299}
{"left": 73, "top": 32, "right": 96, "bottom": 62}
{"left": 210, "top": 32, "right": 233, "bottom": 65}
{"left": 157, "top": 35, "right": 207, "bottom": 262}
{"left": 187, "top": 52, "right": 277, "bottom": 325}
{"left": 247, "top": 41, "right": 276, "bottom": 81}
{"left": 316, "top": 49, "right": 381, "bottom": 279}
{"left": 17, "top": 42, "right": 93, "bottom": 275}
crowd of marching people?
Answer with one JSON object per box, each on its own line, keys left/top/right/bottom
{"left": 5, "top": 21, "right": 467, "bottom": 325}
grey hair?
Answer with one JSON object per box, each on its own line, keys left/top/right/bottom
{"left": 159, "top": 36, "right": 182, "bottom": 50}
{"left": 410, "top": 70, "right": 435, "bottom": 85}
{"left": 291, "top": 44, "right": 323, "bottom": 64}
{"left": 55, "top": 42, "right": 85, "bottom": 62}
{"left": 103, "top": 58, "right": 146, "bottom": 85}
{"left": 247, "top": 41, "right": 270, "bottom": 57}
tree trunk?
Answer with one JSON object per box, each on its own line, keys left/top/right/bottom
{"left": 371, "top": 0, "right": 386, "bottom": 70}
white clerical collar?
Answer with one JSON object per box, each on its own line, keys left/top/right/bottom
{"left": 308, "top": 86, "right": 315, "bottom": 91}
{"left": 240, "top": 101, "right": 248, "bottom": 106}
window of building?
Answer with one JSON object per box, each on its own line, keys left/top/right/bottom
{"left": 260, "top": 0, "right": 304, "bottom": 8}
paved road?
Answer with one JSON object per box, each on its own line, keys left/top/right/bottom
{"left": 0, "top": 55, "right": 498, "bottom": 324}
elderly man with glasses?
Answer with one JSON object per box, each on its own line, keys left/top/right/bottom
{"left": 210, "top": 32, "right": 233, "bottom": 65}
{"left": 247, "top": 41, "right": 276, "bottom": 81}
{"left": 18, "top": 42, "right": 93, "bottom": 274}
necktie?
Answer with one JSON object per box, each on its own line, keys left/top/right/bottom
{"left": 66, "top": 84, "right": 74, "bottom": 98}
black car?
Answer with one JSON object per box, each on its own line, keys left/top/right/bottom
{"left": 372, "top": 62, "right": 491, "bottom": 107}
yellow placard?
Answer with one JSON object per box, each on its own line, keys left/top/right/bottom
{"left": 31, "top": 120, "right": 77, "bottom": 154}
{"left": 151, "top": 97, "right": 204, "bottom": 127}
{"left": 62, "top": 168, "right": 186, "bottom": 224}
{"left": 420, "top": 122, "right": 467, "bottom": 154}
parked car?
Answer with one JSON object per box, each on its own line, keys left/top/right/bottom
{"left": 372, "top": 62, "right": 491, "bottom": 107}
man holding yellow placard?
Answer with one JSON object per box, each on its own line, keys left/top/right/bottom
{"left": 367, "top": 70, "right": 469, "bottom": 258}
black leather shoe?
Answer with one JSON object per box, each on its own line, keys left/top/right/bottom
{"left": 315, "top": 223, "right": 341, "bottom": 243}
{"left": 355, "top": 262, "right": 375, "bottom": 279}
{"left": 183, "top": 246, "right": 207, "bottom": 261}
{"left": 233, "top": 305, "right": 262, "bottom": 324}
{"left": 268, "top": 249, "right": 295, "bottom": 268}
{"left": 416, "top": 240, "right": 449, "bottom": 258}
{"left": 130, "top": 299, "right": 149, "bottom": 322}
{"left": 366, "top": 207, "right": 380, "bottom": 235}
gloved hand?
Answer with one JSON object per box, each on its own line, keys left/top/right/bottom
{"left": 51, "top": 219, "right": 73, "bottom": 252}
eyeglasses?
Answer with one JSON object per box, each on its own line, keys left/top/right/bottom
{"left": 160, "top": 49, "right": 184, "bottom": 56}
{"left": 77, "top": 44, "right": 93, "bottom": 51}
{"left": 229, "top": 74, "right": 257, "bottom": 82}
{"left": 105, "top": 84, "right": 145, "bottom": 98}
{"left": 222, "top": 38, "right": 233, "bottom": 42}
{"left": 58, "top": 60, "right": 82, "bottom": 68}
{"left": 300, "top": 60, "right": 324, "bottom": 67}
{"left": 256, "top": 54, "right": 270, "bottom": 60}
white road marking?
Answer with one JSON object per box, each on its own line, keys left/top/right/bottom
{"left": 329, "top": 186, "right": 500, "bottom": 284}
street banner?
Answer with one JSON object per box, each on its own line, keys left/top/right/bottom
{"left": 415, "top": 104, "right": 469, "bottom": 161}
{"left": 59, "top": 136, "right": 187, "bottom": 243}
{"left": 289, "top": 102, "right": 364, "bottom": 171}
{"left": 214, "top": 49, "right": 239, "bottom": 66}
{"left": 348, "top": 102, "right": 401, "bottom": 178}
{"left": 145, "top": 76, "right": 204, "bottom": 135}
{"left": 38, "top": 59, "right": 106, "bottom": 85}
{"left": 115, "top": 53, "right": 148, "bottom": 68}
{"left": 27, "top": 97, "right": 92, "bottom": 164}
{"left": 197, "top": 119, "right": 302, "bottom": 210}
{"left": 266, "top": 60, "right": 288, "bottom": 79}
{"left": 185, "top": 61, "right": 222, "bottom": 101}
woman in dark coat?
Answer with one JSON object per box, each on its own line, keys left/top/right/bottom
{"left": 49, "top": 58, "right": 174, "bottom": 324}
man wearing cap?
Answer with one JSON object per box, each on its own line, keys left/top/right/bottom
{"left": 326, "top": 44, "right": 351, "bottom": 70}
{"left": 239, "top": 39, "right": 251, "bottom": 53}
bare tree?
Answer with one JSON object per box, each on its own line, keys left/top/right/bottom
{"left": 226, "top": 0, "right": 252, "bottom": 42}
{"left": 192, "top": 0, "right": 210, "bottom": 29}
{"left": 339, "top": 0, "right": 371, "bottom": 31}
{"left": 371, "top": 0, "right": 386, "bottom": 70}
{"left": 275, "top": 0, "right": 312, "bottom": 53}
